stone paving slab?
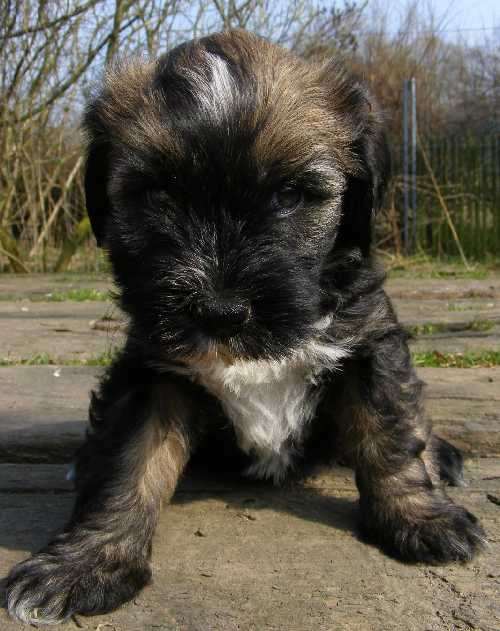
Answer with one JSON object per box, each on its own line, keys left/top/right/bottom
{"left": 0, "top": 301, "right": 124, "bottom": 362}
{"left": 386, "top": 277, "right": 500, "bottom": 300}
{"left": 0, "top": 273, "right": 112, "bottom": 301}
{"left": 1, "top": 456, "right": 499, "bottom": 498}
{"left": 3, "top": 273, "right": 500, "bottom": 301}
{"left": 1, "top": 273, "right": 499, "bottom": 630}
{"left": 0, "top": 461, "right": 499, "bottom": 631}
{"left": 422, "top": 369, "right": 500, "bottom": 457}
{"left": 0, "top": 367, "right": 97, "bottom": 462}
{"left": 1, "top": 366, "right": 499, "bottom": 463}
{"left": 2, "top": 298, "right": 500, "bottom": 361}
{"left": 0, "top": 463, "right": 74, "bottom": 492}
{"left": 0, "top": 302, "right": 112, "bottom": 318}
{"left": 2, "top": 274, "right": 500, "bottom": 362}
{"left": 409, "top": 328, "right": 500, "bottom": 353}
{"left": 394, "top": 300, "right": 500, "bottom": 327}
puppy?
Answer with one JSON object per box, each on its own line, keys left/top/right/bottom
{"left": 7, "top": 29, "right": 486, "bottom": 625}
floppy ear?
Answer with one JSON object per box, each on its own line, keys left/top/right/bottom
{"left": 339, "top": 98, "right": 390, "bottom": 256}
{"left": 82, "top": 105, "right": 112, "bottom": 247}
{"left": 81, "top": 59, "right": 160, "bottom": 247}
{"left": 323, "top": 66, "right": 390, "bottom": 256}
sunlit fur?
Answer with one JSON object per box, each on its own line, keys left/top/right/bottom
{"left": 6, "top": 30, "right": 486, "bottom": 626}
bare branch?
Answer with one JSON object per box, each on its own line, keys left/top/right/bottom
{"left": 0, "top": 0, "right": 100, "bottom": 40}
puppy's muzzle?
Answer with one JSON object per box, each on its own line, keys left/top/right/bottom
{"left": 193, "top": 295, "right": 251, "bottom": 337}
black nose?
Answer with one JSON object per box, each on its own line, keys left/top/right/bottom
{"left": 193, "top": 296, "right": 251, "bottom": 336}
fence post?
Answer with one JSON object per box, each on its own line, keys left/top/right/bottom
{"left": 402, "top": 79, "right": 409, "bottom": 253}
{"left": 402, "top": 78, "right": 417, "bottom": 255}
{"left": 411, "top": 77, "right": 417, "bottom": 252}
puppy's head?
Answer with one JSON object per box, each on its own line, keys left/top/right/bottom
{"left": 83, "top": 29, "right": 388, "bottom": 361}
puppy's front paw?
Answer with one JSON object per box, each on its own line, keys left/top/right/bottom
{"left": 361, "top": 501, "right": 487, "bottom": 564}
{"left": 7, "top": 550, "right": 151, "bottom": 625}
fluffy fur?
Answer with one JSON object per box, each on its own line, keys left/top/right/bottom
{"left": 171, "top": 322, "right": 352, "bottom": 482}
{"left": 6, "top": 29, "right": 486, "bottom": 625}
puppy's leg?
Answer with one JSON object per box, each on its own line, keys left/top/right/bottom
{"left": 331, "top": 333, "right": 486, "bottom": 563}
{"left": 7, "top": 364, "right": 193, "bottom": 625}
{"left": 430, "top": 434, "right": 466, "bottom": 487}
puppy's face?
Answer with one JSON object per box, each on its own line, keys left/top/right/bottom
{"left": 84, "top": 30, "right": 388, "bottom": 361}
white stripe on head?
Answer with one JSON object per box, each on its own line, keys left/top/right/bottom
{"left": 184, "top": 51, "right": 236, "bottom": 123}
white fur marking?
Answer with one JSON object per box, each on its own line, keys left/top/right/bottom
{"left": 180, "top": 330, "right": 350, "bottom": 483}
{"left": 184, "top": 51, "right": 235, "bottom": 123}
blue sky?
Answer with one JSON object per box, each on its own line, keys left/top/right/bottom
{"left": 385, "top": 0, "right": 499, "bottom": 43}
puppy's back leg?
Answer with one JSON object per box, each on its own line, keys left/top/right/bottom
{"left": 429, "top": 434, "right": 466, "bottom": 487}
{"left": 6, "top": 360, "right": 194, "bottom": 625}
{"left": 324, "top": 334, "right": 486, "bottom": 563}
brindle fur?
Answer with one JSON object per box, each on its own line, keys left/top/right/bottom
{"left": 7, "top": 29, "right": 485, "bottom": 625}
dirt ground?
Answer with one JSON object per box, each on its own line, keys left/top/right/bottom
{"left": 0, "top": 273, "right": 499, "bottom": 630}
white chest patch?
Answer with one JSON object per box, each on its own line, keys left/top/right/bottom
{"left": 182, "top": 336, "right": 350, "bottom": 483}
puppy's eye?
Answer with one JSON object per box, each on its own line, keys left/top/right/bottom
{"left": 272, "top": 187, "right": 304, "bottom": 217}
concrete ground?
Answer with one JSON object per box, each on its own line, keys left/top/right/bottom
{"left": 0, "top": 274, "right": 499, "bottom": 630}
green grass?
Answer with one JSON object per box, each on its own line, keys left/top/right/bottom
{"left": 0, "top": 350, "right": 115, "bottom": 367}
{"left": 407, "top": 323, "right": 450, "bottom": 336}
{"left": 406, "top": 319, "right": 496, "bottom": 336}
{"left": 0, "top": 287, "right": 112, "bottom": 302}
{"left": 51, "top": 273, "right": 109, "bottom": 283}
{"left": 468, "top": 320, "right": 496, "bottom": 332}
{"left": 384, "top": 254, "right": 498, "bottom": 280}
{"left": 447, "top": 302, "right": 496, "bottom": 312}
{"left": 412, "top": 350, "right": 500, "bottom": 368}
{"left": 43, "top": 288, "right": 111, "bottom": 302}
{"left": 3, "top": 349, "right": 499, "bottom": 369}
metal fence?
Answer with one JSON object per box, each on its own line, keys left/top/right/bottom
{"left": 394, "top": 134, "right": 500, "bottom": 260}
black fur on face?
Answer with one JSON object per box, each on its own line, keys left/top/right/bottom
{"left": 83, "top": 29, "right": 388, "bottom": 362}
{"left": 6, "top": 30, "right": 486, "bottom": 627}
